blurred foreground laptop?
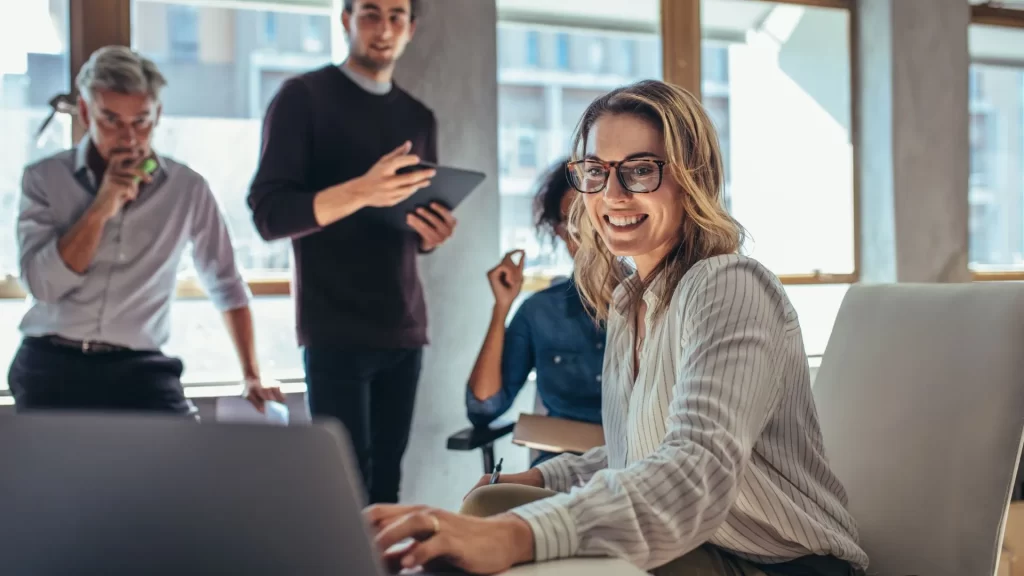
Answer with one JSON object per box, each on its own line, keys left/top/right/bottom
{"left": 0, "top": 413, "right": 460, "bottom": 575}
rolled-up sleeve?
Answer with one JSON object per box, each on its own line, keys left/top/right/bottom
{"left": 189, "top": 178, "right": 251, "bottom": 312}
{"left": 510, "top": 261, "right": 787, "bottom": 569}
{"left": 17, "top": 167, "right": 87, "bottom": 302}
{"left": 465, "top": 304, "right": 534, "bottom": 427}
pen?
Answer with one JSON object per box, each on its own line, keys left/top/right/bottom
{"left": 489, "top": 457, "right": 503, "bottom": 485}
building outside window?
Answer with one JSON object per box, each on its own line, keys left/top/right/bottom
{"left": 167, "top": 5, "right": 199, "bottom": 63}
{"left": 554, "top": 33, "right": 570, "bottom": 69}
{"left": 968, "top": 23, "right": 1024, "bottom": 272}
{"left": 524, "top": 30, "right": 539, "bottom": 67}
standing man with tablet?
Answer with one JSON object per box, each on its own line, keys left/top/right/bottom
{"left": 247, "top": 0, "right": 453, "bottom": 505}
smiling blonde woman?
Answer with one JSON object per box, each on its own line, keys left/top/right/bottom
{"left": 363, "top": 80, "right": 869, "bottom": 576}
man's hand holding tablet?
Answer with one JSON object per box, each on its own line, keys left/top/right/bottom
{"left": 355, "top": 141, "right": 437, "bottom": 208}
{"left": 407, "top": 202, "right": 457, "bottom": 252}
{"left": 312, "top": 140, "right": 436, "bottom": 227}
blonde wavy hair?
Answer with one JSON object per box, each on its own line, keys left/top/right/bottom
{"left": 568, "top": 80, "right": 745, "bottom": 322}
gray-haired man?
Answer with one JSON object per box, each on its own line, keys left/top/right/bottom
{"left": 8, "top": 46, "right": 283, "bottom": 414}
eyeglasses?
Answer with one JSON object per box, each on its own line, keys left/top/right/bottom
{"left": 91, "top": 106, "right": 156, "bottom": 138}
{"left": 566, "top": 158, "right": 667, "bottom": 194}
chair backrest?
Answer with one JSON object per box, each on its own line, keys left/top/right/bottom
{"left": 813, "top": 283, "right": 1024, "bottom": 576}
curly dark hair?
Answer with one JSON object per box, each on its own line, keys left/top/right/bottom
{"left": 532, "top": 157, "right": 574, "bottom": 241}
{"left": 343, "top": 0, "right": 420, "bottom": 21}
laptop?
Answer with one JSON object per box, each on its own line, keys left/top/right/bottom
{"left": 0, "top": 412, "right": 459, "bottom": 575}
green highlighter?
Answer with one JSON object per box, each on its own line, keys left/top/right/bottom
{"left": 135, "top": 157, "right": 159, "bottom": 183}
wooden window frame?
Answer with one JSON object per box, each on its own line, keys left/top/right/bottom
{"left": 968, "top": 3, "right": 1024, "bottom": 282}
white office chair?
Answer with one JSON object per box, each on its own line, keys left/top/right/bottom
{"left": 813, "top": 283, "right": 1024, "bottom": 576}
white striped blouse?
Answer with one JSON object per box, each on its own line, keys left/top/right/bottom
{"left": 509, "top": 254, "right": 869, "bottom": 571}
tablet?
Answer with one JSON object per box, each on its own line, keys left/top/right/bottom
{"left": 362, "top": 163, "right": 486, "bottom": 231}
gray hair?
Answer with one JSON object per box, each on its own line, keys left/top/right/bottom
{"left": 75, "top": 46, "right": 167, "bottom": 103}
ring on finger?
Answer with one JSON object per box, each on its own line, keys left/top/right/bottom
{"left": 426, "top": 512, "right": 441, "bottom": 537}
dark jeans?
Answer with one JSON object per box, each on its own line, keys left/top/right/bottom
{"left": 303, "top": 346, "right": 422, "bottom": 505}
{"left": 7, "top": 337, "right": 195, "bottom": 416}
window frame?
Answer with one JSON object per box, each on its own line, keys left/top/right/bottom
{"left": 2, "top": 0, "right": 863, "bottom": 303}
{"left": 1, "top": 0, "right": 299, "bottom": 302}
{"left": 968, "top": 3, "right": 1024, "bottom": 282}
{"left": 499, "top": 0, "right": 858, "bottom": 293}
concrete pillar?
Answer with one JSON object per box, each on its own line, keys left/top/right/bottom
{"left": 856, "top": 0, "right": 971, "bottom": 283}
{"left": 392, "top": 0, "right": 501, "bottom": 509}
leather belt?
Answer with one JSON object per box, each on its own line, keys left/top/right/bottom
{"left": 32, "top": 335, "right": 131, "bottom": 354}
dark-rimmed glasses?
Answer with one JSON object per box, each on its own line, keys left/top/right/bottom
{"left": 566, "top": 158, "right": 667, "bottom": 194}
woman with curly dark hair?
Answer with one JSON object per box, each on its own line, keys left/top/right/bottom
{"left": 463, "top": 158, "right": 606, "bottom": 466}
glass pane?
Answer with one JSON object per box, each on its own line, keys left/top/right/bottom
{"left": 132, "top": 0, "right": 342, "bottom": 381}
{"left": 702, "top": 0, "right": 854, "bottom": 356}
{"left": 701, "top": 0, "right": 854, "bottom": 277}
{"left": 0, "top": 0, "right": 70, "bottom": 390}
{"left": 167, "top": 297, "right": 301, "bottom": 383}
{"left": 496, "top": 0, "right": 662, "bottom": 278}
{"left": 967, "top": 24, "right": 1024, "bottom": 272}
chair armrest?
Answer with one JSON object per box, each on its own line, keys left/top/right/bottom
{"left": 447, "top": 419, "right": 516, "bottom": 451}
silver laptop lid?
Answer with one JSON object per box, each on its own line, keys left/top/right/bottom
{"left": 0, "top": 412, "right": 385, "bottom": 576}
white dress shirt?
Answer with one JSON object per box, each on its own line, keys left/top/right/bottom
{"left": 17, "top": 138, "right": 250, "bottom": 350}
{"left": 510, "top": 254, "right": 869, "bottom": 571}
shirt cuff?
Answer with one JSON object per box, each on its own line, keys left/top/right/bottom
{"left": 206, "top": 277, "right": 252, "bottom": 312}
{"left": 509, "top": 493, "right": 579, "bottom": 562}
{"left": 535, "top": 455, "right": 574, "bottom": 493}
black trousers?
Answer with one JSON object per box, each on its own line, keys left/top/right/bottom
{"left": 303, "top": 346, "right": 422, "bottom": 505}
{"left": 7, "top": 337, "right": 195, "bottom": 416}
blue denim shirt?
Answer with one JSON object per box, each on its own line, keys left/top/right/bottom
{"left": 466, "top": 277, "right": 605, "bottom": 433}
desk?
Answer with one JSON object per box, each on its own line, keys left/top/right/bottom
{"left": 503, "top": 558, "right": 647, "bottom": 575}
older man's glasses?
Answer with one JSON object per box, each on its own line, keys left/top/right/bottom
{"left": 566, "top": 159, "right": 667, "bottom": 194}
{"left": 93, "top": 113, "right": 155, "bottom": 137}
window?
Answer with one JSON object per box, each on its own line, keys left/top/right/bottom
{"left": 554, "top": 33, "right": 570, "bottom": 69}
{"left": 970, "top": 108, "right": 995, "bottom": 190}
{"left": 129, "top": 0, "right": 342, "bottom": 383}
{"left": 496, "top": 0, "right": 662, "bottom": 279}
{"left": 0, "top": 0, "right": 71, "bottom": 390}
{"left": 525, "top": 31, "right": 540, "bottom": 67}
{"left": 302, "top": 15, "right": 327, "bottom": 53}
{"left": 588, "top": 40, "right": 604, "bottom": 73}
{"left": 516, "top": 132, "right": 538, "bottom": 169}
{"left": 167, "top": 5, "right": 200, "bottom": 62}
{"left": 968, "top": 23, "right": 1024, "bottom": 274}
{"left": 263, "top": 13, "right": 279, "bottom": 45}
{"left": 702, "top": 43, "right": 731, "bottom": 210}
{"left": 619, "top": 38, "right": 635, "bottom": 76}
{"left": 701, "top": 0, "right": 855, "bottom": 355}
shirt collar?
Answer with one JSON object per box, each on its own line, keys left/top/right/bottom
{"left": 339, "top": 61, "right": 392, "bottom": 95}
{"left": 73, "top": 136, "right": 90, "bottom": 175}
{"left": 612, "top": 271, "right": 664, "bottom": 316}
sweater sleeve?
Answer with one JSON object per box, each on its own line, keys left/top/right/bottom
{"left": 247, "top": 78, "right": 321, "bottom": 242}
